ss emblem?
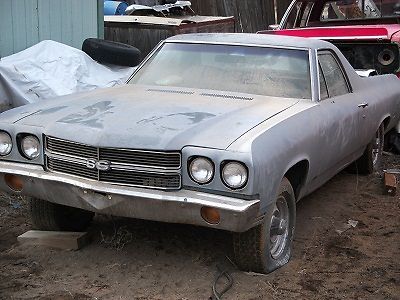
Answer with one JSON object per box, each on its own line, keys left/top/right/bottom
{"left": 86, "top": 159, "right": 111, "bottom": 171}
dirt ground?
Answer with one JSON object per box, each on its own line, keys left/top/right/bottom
{"left": 0, "top": 156, "right": 399, "bottom": 300}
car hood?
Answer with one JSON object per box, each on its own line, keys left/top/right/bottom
{"left": 2, "top": 85, "right": 299, "bottom": 150}
{"left": 261, "top": 24, "right": 400, "bottom": 41}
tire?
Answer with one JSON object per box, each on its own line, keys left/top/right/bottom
{"left": 384, "top": 129, "right": 400, "bottom": 155}
{"left": 233, "top": 177, "right": 296, "bottom": 273}
{"left": 82, "top": 38, "right": 142, "bottom": 67}
{"left": 29, "top": 198, "right": 94, "bottom": 232}
{"left": 353, "top": 123, "right": 384, "bottom": 175}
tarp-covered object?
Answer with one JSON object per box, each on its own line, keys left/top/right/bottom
{"left": 0, "top": 40, "right": 134, "bottom": 112}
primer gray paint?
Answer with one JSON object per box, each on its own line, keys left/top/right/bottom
{"left": 0, "top": 34, "right": 399, "bottom": 231}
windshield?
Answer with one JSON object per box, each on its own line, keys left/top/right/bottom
{"left": 321, "top": 0, "right": 400, "bottom": 20}
{"left": 129, "top": 43, "right": 312, "bottom": 99}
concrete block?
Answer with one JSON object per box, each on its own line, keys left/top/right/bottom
{"left": 18, "top": 230, "right": 90, "bottom": 250}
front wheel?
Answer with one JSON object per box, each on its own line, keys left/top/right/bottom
{"left": 233, "top": 177, "right": 296, "bottom": 273}
{"left": 29, "top": 198, "right": 94, "bottom": 232}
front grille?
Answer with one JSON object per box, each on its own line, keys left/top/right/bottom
{"left": 44, "top": 136, "right": 181, "bottom": 190}
{"left": 46, "top": 156, "right": 98, "bottom": 180}
{"left": 46, "top": 136, "right": 97, "bottom": 158}
{"left": 100, "top": 170, "right": 181, "bottom": 189}
{"left": 99, "top": 148, "right": 180, "bottom": 169}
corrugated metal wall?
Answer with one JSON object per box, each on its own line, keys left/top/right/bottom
{"left": 0, "top": 0, "right": 103, "bottom": 57}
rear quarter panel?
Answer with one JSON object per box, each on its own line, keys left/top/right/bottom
{"left": 356, "top": 74, "right": 400, "bottom": 134}
{"left": 228, "top": 73, "right": 400, "bottom": 214}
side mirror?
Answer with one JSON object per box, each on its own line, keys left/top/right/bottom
{"left": 268, "top": 24, "right": 280, "bottom": 30}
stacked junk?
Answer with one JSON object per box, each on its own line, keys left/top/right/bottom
{"left": 104, "top": 0, "right": 194, "bottom": 16}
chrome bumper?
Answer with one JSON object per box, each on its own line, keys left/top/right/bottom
{"left": 0, "top": 162, "right": 261, "bottom": 232}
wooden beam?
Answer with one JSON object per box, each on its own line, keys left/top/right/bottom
{"left": 384, "top": 172, "right": 397, "bottom": 196}
{"left": 18, "top": 230, "right": 90, "bottom": 250}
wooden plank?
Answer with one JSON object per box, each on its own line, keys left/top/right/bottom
{"left": 18, "top": 230, "right": 90, "bottom": 250}
{"left": 384, "top": 172, "right": 397, "bottom": 196}
{"left": 189, "top": 0, "right": 277, "bottom": 32}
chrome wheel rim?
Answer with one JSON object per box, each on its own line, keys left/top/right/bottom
{"left": 372, "top": 127, "right": 382, "bottom": 167}
{"left": 270, "top": 195, "right": 289, "bottom": 259}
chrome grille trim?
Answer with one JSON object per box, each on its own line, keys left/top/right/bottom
{"left": 99, "top": 170, "right": 181, "bottom": 189}
{"left": 99, "top": 148, "right": 181, "bottom": 170}
{"left": 46, "top": 156, "right": 98, "bottom": 180}
{"left": 44, "top": 136, "right": 182, "bottom": 190}
{"left": 45, "top": 136, "right": 97, "bottom": 158}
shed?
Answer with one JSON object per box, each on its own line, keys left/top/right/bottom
{"left": 0, "top": 0, "right": 104, "bottom": 58}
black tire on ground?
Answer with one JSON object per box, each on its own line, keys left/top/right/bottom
{"left": 29, "top": 198, "right": 94, "bottom": 232}
{"left": 353, "top": 123, "right": 385, "bottom": 175}
{"left": 384, "top": 129, "right": 400, "bottom": 155}
{"left": 233, "top": 177, "right": 296, "bottom": 274}
{"left": 82, "top": 38, "right": 142, "bottom": 67}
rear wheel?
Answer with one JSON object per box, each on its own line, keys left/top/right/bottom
{"left": 354, "top": 123, "right": 384, "bottom": 174}
{"left": 29, "top": 198, "right": 94, "bottom": 232}
{"left": 233, "top": 177, "right": 296, "bottom": 273}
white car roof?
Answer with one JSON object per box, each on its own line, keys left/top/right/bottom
{"left": 166, "top": 33, "right": 336, "bottom": 51}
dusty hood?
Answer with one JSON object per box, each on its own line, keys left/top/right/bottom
{"left": 261, "top": 24, "right": 400, "bottom": 41}
{"left": 1, "top": 85, "right": 299, "bottom": 150}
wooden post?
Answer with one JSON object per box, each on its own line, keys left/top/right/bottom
{"left": 18, "top": 231, "right": 90, "bottom": 250}
{"left": 384, "top": 172, "right": 397, "bottom": 196}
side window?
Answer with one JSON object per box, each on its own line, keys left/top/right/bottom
{"left": 318, "top": 52, "right": 349, "bottom": 97}
{"left": 319, "top": 63, "right": 329, "bottom": 100}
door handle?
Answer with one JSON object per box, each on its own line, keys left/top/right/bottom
{"left": 358, "top": 103, "right": 369, "bottom": 108}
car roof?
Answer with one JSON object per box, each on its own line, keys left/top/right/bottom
{"left": 166, "top": 33, "right": 335, "bottom": 51}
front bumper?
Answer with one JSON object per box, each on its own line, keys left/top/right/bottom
{"left": 0, "top": 162, "right": 261, "bottom": 232}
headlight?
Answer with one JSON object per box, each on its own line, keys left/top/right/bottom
{"left": 189, "top": 157, "right": 214, "bottom": 184}
{"left": 21, "top": 135, "right": 40, "bottom": 159}
{"left": 0, "top": 131, "right": 12, "bottom": 156}
{"left": 222, "top": 161, "right": 248, "bottom": 189}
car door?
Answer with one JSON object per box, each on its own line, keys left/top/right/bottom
{"left": 308, "top": 50, "right": 364, "bottom": 189}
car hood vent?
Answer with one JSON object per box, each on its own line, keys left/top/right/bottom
{"left": 200, "top": 93, "right": 253, "bottom": 101}
{"left": 147, "top": 88, "right": 194, "bottom": 95}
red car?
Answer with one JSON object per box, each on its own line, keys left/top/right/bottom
{"left": 259, "top": 0, "right": 400, "bottom": 77}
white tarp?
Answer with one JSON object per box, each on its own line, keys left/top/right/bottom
{"left": 0, "top": 40, "right": 134, "bottom": 111}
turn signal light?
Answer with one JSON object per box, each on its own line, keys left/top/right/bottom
{"left": 4, "top": 174, "right": 23, "bottom": 191}
{"left": 200, "top": 206, "right": 220, "bottom": 225}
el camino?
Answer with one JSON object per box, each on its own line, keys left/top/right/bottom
{"left": 0, "top": 34, "right": 399, "bottom": 273}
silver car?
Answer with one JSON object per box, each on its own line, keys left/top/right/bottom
{"left": 0, "top": 34, "right": 399, "bottom": 273}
